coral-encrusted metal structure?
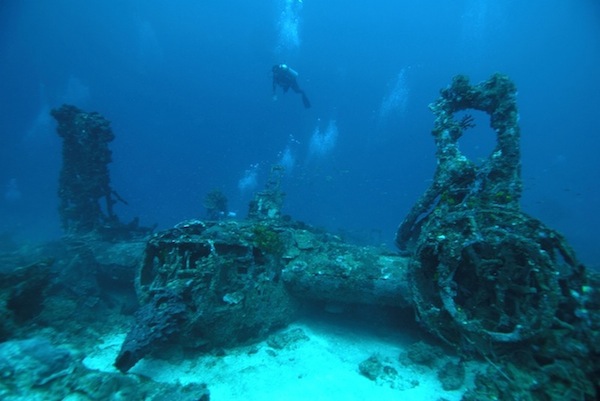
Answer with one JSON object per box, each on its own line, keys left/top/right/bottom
{"left": 396, "top": 74, "right": 599, "bottom": 399}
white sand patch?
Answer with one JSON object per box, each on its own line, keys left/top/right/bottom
{"left": 83, "top": 319, "right": 479, "bottom": 400}
{"left": 83, "top": 333, "right": 126, "bottom": 372}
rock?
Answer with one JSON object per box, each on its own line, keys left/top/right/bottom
{"left": 359, "top": 355, "right": 388, "bottom": 381}
{"left": 0, "top": 337, "right": 74, "bottom": 389}
{"left": 437, "top": 361, "right": 465, "bottom": 391}
{"left": 266, "top": 327, "right": 309, "bottom": 350}
{"left": 0, "top": 259, "right": 54, "bottom": 340}
{"left": 359, "top": 354, "right": 419, "bottom": 390}
{"left": 404, "top": 341, "right": 444, "bottom": 368}
{"left": 72, "top": 369, "right": 210, "bottom": 401}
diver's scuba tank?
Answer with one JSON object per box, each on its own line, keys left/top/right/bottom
{"left": 281, "top": 64, "right": 299, "bottom": 77}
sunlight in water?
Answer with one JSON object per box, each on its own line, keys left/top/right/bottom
{"left": 278, "top": 145, "right": 296, "bottom": 173}
{"left": 309, "top": 119, "right": 338, "bottom": 158}
{"left": 379, "top": 68, "right": 409, "bottom": 121}
{"left": 276, "top": 0, "right": 303, "bottom": 54}
{"left": 238, "top": 163, "right": 260, "bottom": 193}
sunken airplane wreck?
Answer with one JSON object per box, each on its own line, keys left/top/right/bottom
{"left": 0, "top": 75, "right": 598, "bottom": 400}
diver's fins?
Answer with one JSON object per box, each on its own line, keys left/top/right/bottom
{"left": 301, "top": 92, "right": 311, "bottom": 109}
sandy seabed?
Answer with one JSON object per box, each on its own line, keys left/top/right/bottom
{"left": 84, "top": 316, "right": 481, "bottom": 401}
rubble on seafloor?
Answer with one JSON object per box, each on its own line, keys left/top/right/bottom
{"left": 0, "top": 75, "right": 598, "bottom": 400}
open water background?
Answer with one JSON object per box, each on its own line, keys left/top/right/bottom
{"left": 1, "top": 0, "right": 599, "bottom": 266}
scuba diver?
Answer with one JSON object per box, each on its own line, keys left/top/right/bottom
{"left": 272, "top": 64, "right": 311, "bottom": 109}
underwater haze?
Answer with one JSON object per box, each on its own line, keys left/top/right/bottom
{"left": 1, "top": 0, "right": 599, "bottom": 267}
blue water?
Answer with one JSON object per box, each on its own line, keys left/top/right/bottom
{"left": 1, "top": 1, "right": 599, "bottom": 267}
